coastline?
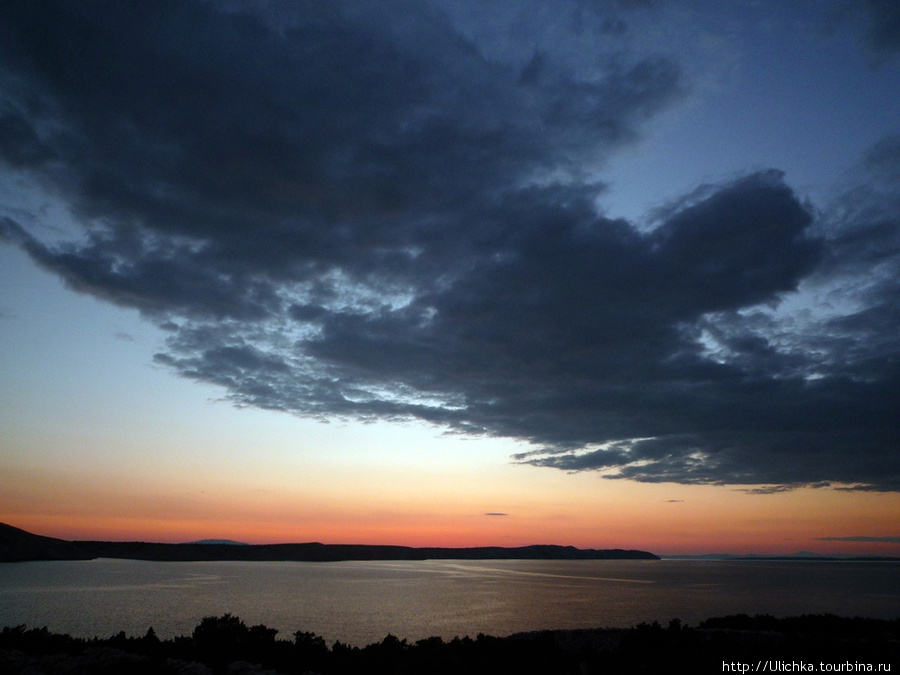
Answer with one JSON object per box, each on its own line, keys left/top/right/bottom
{"left": 0, "top": 522, "right": 658, "bottom": 563}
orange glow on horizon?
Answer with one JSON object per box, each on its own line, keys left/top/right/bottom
{"left": 5, "top": 451, "right": 900, "bottom": 555}
{"left": 7, "top": 482, "right": 900, "bottom": 558}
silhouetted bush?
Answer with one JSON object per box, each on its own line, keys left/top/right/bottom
{"left": 1, "top": 613, "right": 898, "bottom": 674}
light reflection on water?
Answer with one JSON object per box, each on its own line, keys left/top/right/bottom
{"left": 0, "top": 559, "right": 898, "bottom": 646}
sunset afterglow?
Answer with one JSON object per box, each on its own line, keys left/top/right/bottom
{"left": 2, "top": 0, "right": 900, "bottom": 559}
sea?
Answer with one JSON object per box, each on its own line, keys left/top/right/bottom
{"left": 1, "top": 558, "right": 898, "bottom": 647}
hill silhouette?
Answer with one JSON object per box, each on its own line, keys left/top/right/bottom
{"left": 0, "top": 523, "right": 90, "bottom": 562}
{"left": 184, "top": 539, "right": 249, "bottom": 545}
{"left": 0, "top": 523, "right": 658, "bottom": 562}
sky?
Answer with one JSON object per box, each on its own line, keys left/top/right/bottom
{"left": 1, "top": 0, "right": 900, "bottom": 556}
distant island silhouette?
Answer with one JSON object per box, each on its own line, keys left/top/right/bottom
{"left": 0, "top": 522, "right": 658, "bottom": 563}
{"left": 184, "top": 539, "right": 250, "bottom": 546}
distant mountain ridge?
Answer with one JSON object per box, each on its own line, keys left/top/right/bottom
{"left": 184, "top": 539, "right": 249, "bottom": 545}
{"left": 0, "top": 523, "right": 659, "bottom": 562}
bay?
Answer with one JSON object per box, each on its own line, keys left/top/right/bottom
{"left": 1, "top": 558, "right": 898, "bottom": 647}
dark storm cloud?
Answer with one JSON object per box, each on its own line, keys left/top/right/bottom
{"left": 860, "top": 0, "right": 900, "bottom": 58}
{"left": 0, "top": 103, "right": 56, "bottom": 167}
{"left": 836, "top": 0, "right": 900, "bottom": 61}
{"left": 2, "top": 1, "right": 899, "bottom": 491}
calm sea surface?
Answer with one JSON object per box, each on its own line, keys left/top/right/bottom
{"left": 1, "top": 559, "right": 898, "bottom": 646}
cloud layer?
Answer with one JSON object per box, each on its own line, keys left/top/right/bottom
{"left": 2, "top": 0, "right": 899, "bottom": 491}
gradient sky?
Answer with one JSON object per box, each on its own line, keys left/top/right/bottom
{"left": 2, "top": 0, "right": 900, "bottom": 555}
